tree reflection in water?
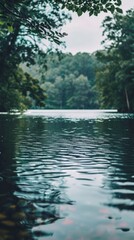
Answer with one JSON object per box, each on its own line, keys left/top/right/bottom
{"left": 0, "top": 115, "right": 74, "bottom": 240}
{"left": 99, "top": 119, "right": 134, "bottom": 211}
{"left": 0, "top": 113, "right": 134, "bottom": 240}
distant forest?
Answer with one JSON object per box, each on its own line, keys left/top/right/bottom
{"left": 23, "top": 6, "right": 134, "bottom": 113}
{"left": 0, "top": 4, "right": 134, "bottom": 112}
{"left": 22, "top": 52, "right": 99, "bottom": 109}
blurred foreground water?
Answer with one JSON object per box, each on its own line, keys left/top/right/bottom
{"left": 0, "top": 110, "right": 134, "bottom": 240}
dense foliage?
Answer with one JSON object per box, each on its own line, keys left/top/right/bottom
{"left": 38, "top": 52, "right": 98, "bottom": 109}
{"left": 1, "top": 0, "right": 133, "bottom": 112}
{"left": 0, "top": 0, "right": 122, "bottom": 27}
{"left": 2, "top": 0, "right": 118, "bottom": 111}
{"left": 0, "top": 67, "right": 46, "bottom": 112}
{"left": 57, "top": 0, "right": 123, "bottom": 16}
{"left": 0, "top": 0, "right": 70, "bottom": 111}
{"left": 0, "top": 0, "right": 69, "bottom": 43}
{"left": 96, "top": 9, "right": 134, "bottom": 112}
{"left": 22, "top": 52, "right": 98, "bottom": 109}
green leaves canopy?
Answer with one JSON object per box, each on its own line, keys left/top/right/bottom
{"left": 0, "top": 0, "right": 70, "bottom": 111}
{"left": 56, "top": 0, "right": 123, "bottom": 16}
{"left": 0, "top": 0, "right": 124, "bottom": 112}
{"left": 0, "top": 1, "right": 123, "bottom": 37}
{"left": 0, "top": 0, "right": 70, "bottom": 45}
{"left": 39, "top": 52, "right": 98, "bottom": 109}
{"left": 96, "top": 9, "right": 134, "bottom": 112}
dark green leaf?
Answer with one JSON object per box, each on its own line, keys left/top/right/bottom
{"left": 77, "top": 9, "right": 83, "bottom": 16}
{"left": 116, "top": 7, "right": 123, "bottom": 14}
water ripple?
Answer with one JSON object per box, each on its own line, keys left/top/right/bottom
{"left": 0, "top": 112, "right": 134, "bottom": 240}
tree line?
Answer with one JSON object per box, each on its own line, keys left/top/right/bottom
{"left": 22, "top": 52, "right": 98, "bottom": 109}
{"left": 0, "top": 0, "right": 133, "bottom": 112}
{"left": 23, "top": 9, "right": 134, "bottom": 112}
{"left": 96, "top": 9, "right": 134, "bottom": 112}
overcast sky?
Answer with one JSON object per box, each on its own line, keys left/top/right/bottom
{"left": 62, "top": 0, "right": 134, "bottom": 54}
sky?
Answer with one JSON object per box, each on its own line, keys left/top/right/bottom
{"left": 62, "top": 0, "right": 134, "bottom": 54}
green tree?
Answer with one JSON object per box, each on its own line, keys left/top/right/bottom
{"left": 42, "top": 82, "right": 60, "bottom": 109}
{"left": 0, "top": 0, "right": 123, "bottom": 111}
{"left": 0, "top": 0, "right": 123, "bottom": 28}
{"left": 67, "top": 74, "right": 95, "bottom": 109}
{"left": 41, "top": 52, "right": 98, "bottom": 109}
{"left": 96, "top": 9, "right": 134, "bottom": 112}
{"left": 57, "top": 0, "right": 123, "bottom": 16}
{"left": 0, "top": 67, "right": 46, "bottom": 112}
{"left": 0, "top": 0, "right": 69, "bottom": 111}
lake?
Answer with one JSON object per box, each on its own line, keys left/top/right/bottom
{"left": 0, "top": 110, "right": 134, "bottom": 240}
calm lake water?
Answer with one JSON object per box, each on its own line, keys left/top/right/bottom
{"left": 0, "top": 110, "right": 134, "bottom": 240}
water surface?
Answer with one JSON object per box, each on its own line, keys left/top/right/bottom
{"left": 0, "top": 110, "right": 134, "bottom": 240}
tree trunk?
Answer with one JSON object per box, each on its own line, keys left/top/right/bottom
{"left": 125, "top": 87, "right": 130, "bottom": 112}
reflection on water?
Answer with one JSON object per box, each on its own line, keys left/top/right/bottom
{"left": 0, "top": 110, "right": 134, "bottom": 240}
